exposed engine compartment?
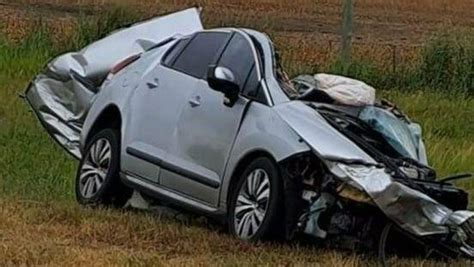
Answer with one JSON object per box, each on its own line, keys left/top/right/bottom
{"left": 278, "top": 91, "right": 472, "bottom": 261}
{"left": 308, "top": 102, "right": 434, "bottom": 178}
{"left": 280, "top": 150, "right": 471, "bottom": 263}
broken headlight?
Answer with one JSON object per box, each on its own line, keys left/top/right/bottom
{"left": 328, "top": 162, "right": 388, "bottom": 204}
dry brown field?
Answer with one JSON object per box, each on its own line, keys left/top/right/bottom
{"left": 1, "top": 0, "right": 473, "bottom": 71}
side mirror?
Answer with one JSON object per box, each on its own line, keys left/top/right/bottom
{"left": 207, "top": 65, "right": 240, "bottom": 107}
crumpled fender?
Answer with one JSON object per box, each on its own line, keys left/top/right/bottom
{"left": 274, "top": 100, "right": 376, "bottom": 164}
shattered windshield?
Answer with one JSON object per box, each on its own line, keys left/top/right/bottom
{"left": 358, "top": 106, "right": 421, "bottom": 161}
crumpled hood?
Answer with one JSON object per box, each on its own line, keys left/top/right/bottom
{"left": 275, "top": 100, "right": 474, "bottom": 239}
{"left": 274, "top": 100, "right": 377, "bottom": 164}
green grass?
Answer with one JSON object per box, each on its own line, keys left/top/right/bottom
{"left": 379, "top": 90, "right": 474, "bottom": 175}
{"left": 0, "top": 8, "right": 473, "bottom": 266}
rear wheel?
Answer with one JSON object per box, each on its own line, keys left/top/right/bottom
{"left": 75, "top": 128, "right": 131, "bottom": 206}
{"left": 228, "top": 157, "right": 283, "bottom": 241}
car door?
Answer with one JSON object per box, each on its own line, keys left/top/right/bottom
{"left": 122, "top": 32, "right": 231, "bottom": 184}
{"left": 161, "top": 32, "right": 263, "bottom": 206}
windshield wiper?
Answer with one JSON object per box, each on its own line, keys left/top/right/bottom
{"left": 399, "top": 156, "right": 431, "bottom": 170}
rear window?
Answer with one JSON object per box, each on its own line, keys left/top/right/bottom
{"left": 171, "top": 32, "right": 229, "bottom": 79}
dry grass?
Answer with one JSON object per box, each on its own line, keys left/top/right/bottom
{"left": 1, "top": 199, "right": 468, "bottom": 266}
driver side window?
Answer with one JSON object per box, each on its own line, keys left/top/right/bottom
{"left": 170, "top": 32, "right": 229, "bottom": 79}
{"left": 217, "top": 33, "right": 265, "bottom": 103}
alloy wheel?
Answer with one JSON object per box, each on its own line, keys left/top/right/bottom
{"left": 233, "top": 168, "right": 271, "bottom": 239}
{"left": 78, "top": 138, "right": 112, "bottom": 198}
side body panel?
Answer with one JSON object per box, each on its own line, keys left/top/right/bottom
{"left": 80, "top": 42, "right": 169, "bottom": 147}
{"left": 123, "top": 65, "right": 198, "bottom": 182}
{"left": 161, "top": 80, "right": 249, "bottom": 205}
{"left": 218, "top": 101, "right": 311, "bottom": 211}
{"left": 81, "top": 46, "right": 172, "bottom": 182}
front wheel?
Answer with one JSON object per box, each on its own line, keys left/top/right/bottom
{"left": 75, "top": 128, "right": 131, "bottom": 207}
{"left": 228, "top": 157, "right": 283, "bottom": 241}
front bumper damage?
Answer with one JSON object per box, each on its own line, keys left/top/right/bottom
{"left": 275, "top": 101, "right": 473, "bottom": 258}
{"left": 279, "top": 153, "right": 474, "bottom": 258}
{"left": 331, "top": 163, "right": 471, "bottom": 237}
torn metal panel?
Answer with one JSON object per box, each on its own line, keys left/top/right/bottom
{"left": 25, "top": 8, "right": 203, "bottom": 158}
{"left": 328, "top": 162, "right": 474, "bottom": 237}
{"left": 255, "top": 85, "right": 473, "bottom": 247}
{"left": 303, "top": 192, "right": 335, "bottom": 239}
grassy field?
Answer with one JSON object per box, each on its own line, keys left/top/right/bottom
{"left": 3, "top": 200, "right": 461, "bottom": 266}
{"left": 0, "top": 1, "right": 473, "bottom": 266}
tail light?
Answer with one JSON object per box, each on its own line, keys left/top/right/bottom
{"left": 109, "top": 54, "right": 141, "bottom": 75}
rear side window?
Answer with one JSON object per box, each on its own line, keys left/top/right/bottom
{"left": 172, "top": 32, "right": 229, "bottom": 78}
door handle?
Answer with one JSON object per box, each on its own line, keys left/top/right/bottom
{"left": 146, "top": 77, "right": 159, "bottom": 89}
{"left": 188, "top": 96, "right": 201, "bottom": 107}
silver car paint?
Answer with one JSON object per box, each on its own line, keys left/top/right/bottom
{"left": 330, "top": 163, "right": 473, "bottom": 236}
{"left": 26, "top": 8, "right": 203, "bottom": 158}
{"left": 218, "top": 100, "right": 311, "bottom": 209}
{"left": 25, "top": 8, "right": 474, "bottom": 241}
{"left": 163, "top": 80, "right": 248, "bottom": 206}
{"left": 118, "top": 74, "right": 472, "bottom": 240}
{"left": 122, "top": 52, "right": 198, "bottom": 181}
{"left": 274, "top": 101, "right": 376, "bottom": 164}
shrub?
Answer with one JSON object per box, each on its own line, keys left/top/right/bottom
{"left": 320, "top": 31, "right": 473, "bottom": 94}
{"left": 418, "top": 31, "right": 473, "bottom": 94}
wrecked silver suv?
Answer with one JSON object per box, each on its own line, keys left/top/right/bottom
{"left": 24, "top": 8, "right": 474, "bottom": 260}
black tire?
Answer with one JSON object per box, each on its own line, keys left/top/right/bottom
{"left": 227, "top": 157, "right": 283, "bottom": 241}
{"left": 75, "top": 128, "right": 132, "bottom": 207}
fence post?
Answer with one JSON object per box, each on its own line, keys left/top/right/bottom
{"left": 391, "top": 44, "right": 397, "bottom": 73}
{"left": 341, "top": 0, "right": 353, "bottom": 71}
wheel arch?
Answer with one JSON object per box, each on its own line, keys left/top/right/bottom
{"left": 226, "top": 149, "right": 278, "bottom": 206}
{"left": 83, "top": 104, "right": 122, "bottom": 150}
